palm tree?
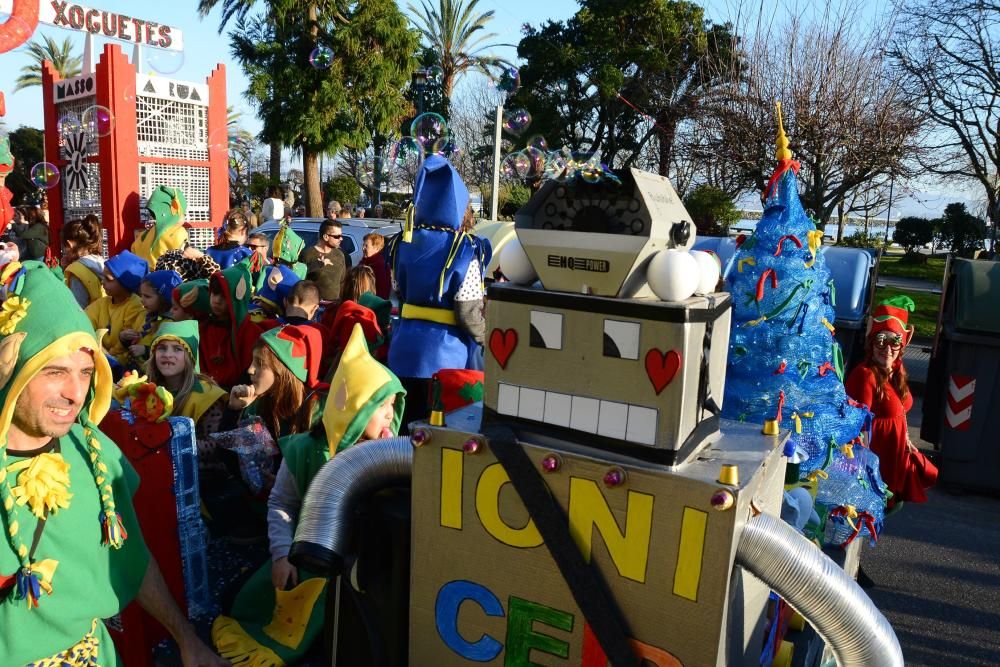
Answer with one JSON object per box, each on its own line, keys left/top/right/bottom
{"left": 407, "top": 0, "right": 509, "bottom": 103}
{"left": 14, "top": 36, "right": 82, "bottom": 92}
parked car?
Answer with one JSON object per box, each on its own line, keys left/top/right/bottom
{"left": 254, "top": 217, "right": 401, "bottom": 266}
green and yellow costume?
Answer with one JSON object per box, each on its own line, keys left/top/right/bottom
{"left": 212, "top": 324, "right": 405, "bottom": 666}
{"left": 0, "top": 265, "right": 149, "bottom": 665}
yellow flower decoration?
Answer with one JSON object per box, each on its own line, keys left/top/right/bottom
{"left": 8, "top": 452, "right": 73, "bottom": 518}
{"left": 114, "top": 370, "right": 148, "bottom": 404}
{"left": 0, "top": 295, "right": 30, "bottom": 335}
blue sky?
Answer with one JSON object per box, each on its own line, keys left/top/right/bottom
{"left": 0, "top": 0, "right": 976, "bottom": 217}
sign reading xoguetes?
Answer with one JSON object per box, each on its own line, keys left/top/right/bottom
{"left": 0, "top": 0, "right": 184, "bottom": 51}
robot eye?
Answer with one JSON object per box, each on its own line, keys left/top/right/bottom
{"left": 603, "top": 320, "right": 640, "bottom": 360}
{"left": 529, "top": 311, "right": 563, "bottom": 350}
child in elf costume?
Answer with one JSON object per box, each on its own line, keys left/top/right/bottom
{"left": 122, "top": 269, "right": 182, "bottom": 366}
{"left": 227, "top": 324, "right": 327, "bottom": 442}
{"left": 85, "top": 250, "right": 148, "bottom": 367}
{"left": 146, "top": 320, "right": 229, "bottom": 447}
{"left": 200, "top": 264, "right": 262, "bottom": 389}
{"left": 0, "top": 266, "right": 222, "bottom": 665}
{"left": 248, "top": 264, "right": 301, "bottom": 323}
{"left": 170, "top": 279, "right": 211, "bottom": 322}
{"left": 132, "top": 185, "right": 190, "bottom": 268}
{"left": 212, "top": 323, "right": 405, "bottom": 666}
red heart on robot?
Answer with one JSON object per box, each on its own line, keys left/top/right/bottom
{"left": 645, "top": 348, "right": 682, "bottom": 395}
{"left": 489, "top": 328, "right": 518, "bottom": 369}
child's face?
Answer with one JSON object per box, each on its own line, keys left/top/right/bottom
{"left": 170, "top": 300, "right": 191, "bottom": 321}
{"left": 102, "top": 267, "right": 128, "bottom": 299}
{"left": 209, "top": 291, "right": 229, "bottom": 319}
{"left": 363, "top": 396, "right": 396, "bottom": 440}
{"left": 154, "top": 341, "right": 188, "bottom": 379}
{"left": 138, "top": 282, "right": 164, "bottom": 314}
{"left": 362, "top": 239, "right": 378, "bottom": 258}
{"left": 247, "top": 348, "right": 276, "bottom": 396}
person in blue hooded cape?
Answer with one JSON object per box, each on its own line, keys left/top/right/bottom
{"left": 388, "top": 156, "right": 491, "bottom": 426}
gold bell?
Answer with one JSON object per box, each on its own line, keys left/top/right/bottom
{"left": 718, "top": 464, "right": 740, "bottom": 486}
{"left": 762, "top": 419, "right": 779, "bottom": 436}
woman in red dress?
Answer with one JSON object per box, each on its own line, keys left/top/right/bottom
{"left": 845, "top": 295, "right": 938, "bottom": 507}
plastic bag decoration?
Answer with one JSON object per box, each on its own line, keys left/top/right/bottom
{"left": 720, "top": 103, "right": 887, "bottom": 543}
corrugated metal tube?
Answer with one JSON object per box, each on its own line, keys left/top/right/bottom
{"left": 736, "top": 512, "right": 903, "bottom": 667}
{"left": 289, "top": 436, "right": 413, "bottom": 574}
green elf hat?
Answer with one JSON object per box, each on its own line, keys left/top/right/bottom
{"left": 323, "top": 324, "right": 405, "bottom": 457}
{"left": 174, "top": 278, "right": 211, "bottom": 318}
{"left": 870, "top": 294, "right": 915, "bottom": 344}
{"left": 258, "top": 324, "right": 327, "bottom": 390}
{"left": 0, "top": 267, "right": 123, "bottom": 607}
{"left": 132, "top": 185, "right": 190, "bottom": 267}
{"left": 151, "top": 320, "right": 201, "bottom": 371}
{"left": 271, "top": 220, "right": 306, "bottom": 267}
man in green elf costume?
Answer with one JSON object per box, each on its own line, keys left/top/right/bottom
{"left": 0, "top": 264, "right": 226, "bottom": 665}
{"left": 212, "top": 323, "right": 405, "bottom": 665}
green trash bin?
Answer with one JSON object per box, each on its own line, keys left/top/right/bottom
{"left": 923, "top": 259, "right": 1000, "bottom": 493}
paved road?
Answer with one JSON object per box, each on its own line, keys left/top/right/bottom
{"left": 862, "top": 386, "right": 1000, "bottom": 665}
{"left": 863, "top": 488, "right": 1000, "bottom": 666}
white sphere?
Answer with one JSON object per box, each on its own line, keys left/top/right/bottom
{"left": 691, "top": 250, "right": 722, "bottom": 294}
{"left": 647, "top": 249, "right": 699, "bottom": 301}
{"left": 499, "top": 237, "right": 537, "bottom": 285}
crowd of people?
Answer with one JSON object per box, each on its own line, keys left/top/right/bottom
{"left": 0, "top": 155, "right": 488, "bottom": 665}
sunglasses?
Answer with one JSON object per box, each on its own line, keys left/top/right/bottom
{"left": 324, "top": 233, "right": 343, "bottom": 240}
{"left": 874, "top": 332, "right": 904, "bottom": 350}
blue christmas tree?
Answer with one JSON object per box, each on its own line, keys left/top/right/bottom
{"left": 721, "top": 104, "right": 889, "bottom": 544}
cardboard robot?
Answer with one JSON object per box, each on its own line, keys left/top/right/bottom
{"left": 289, "top": 164, "right": 903, "bottom": 667}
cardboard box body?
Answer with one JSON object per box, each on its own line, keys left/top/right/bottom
{"left": 409, "top": 408, "right": 788, "bottom": 666}
{"left": 485, "top": 284, "right": 732, "bottom": 466}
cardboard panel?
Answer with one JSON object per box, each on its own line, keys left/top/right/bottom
{"left": 408, "top": 417, "right": 787, "bottom": 667}
{"left": 485, "top": 287, "right": 731, "bottom": 460}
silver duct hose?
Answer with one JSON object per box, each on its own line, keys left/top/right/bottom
{"left": 289, "top": 436, "right": 413, "bottom": 574}
{"left": 736, "top": 512, "right": 903, "bottom": 667}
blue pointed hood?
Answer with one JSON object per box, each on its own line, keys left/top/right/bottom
{"left": 413, "top": 155, "right": 469, "bottom": 230}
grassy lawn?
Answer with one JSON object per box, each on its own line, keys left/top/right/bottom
{"left": 877, "top": 254, "right": 947, "bottom": 284}
{"left": 873, "top": 286, "right": 941, "bottom": 339}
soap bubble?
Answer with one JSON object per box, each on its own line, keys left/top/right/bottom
{"left": 523, "top": 146, "right": 547, "bottom": 178}
{"left": 82, "top": 105, "right": 115, "bottom": 138}
{"left": 309, "top": 46, "right": 334, "bottom": 69}
{"left": 503, "top": 108, "right": 532, "bottom": 136}
{"left": 526, "top": 134, "right": 548, "bottom": 152}
{"left": 148, "top": 49, "right": 185, "bottom": 75}
{"left": 492, "top": 65, "right": 521, "bottom": 94}
{"left": 427, "top": 65, "right": 443, "bottom": 81}
{"left": 122, "top": 85, "right": 137, "bottom": 104}
{"left": 431, "top": 137, "right": 460, "bottom": 159}
{"left": 501, "top": 151, "right": 531, "bottom": 180}
{"left": 389, "top": 136, "right": 424, "bottom": 173}
{"left": 410, "top": 112, "right": 448, "bottom": 149}
{"left": 544, "top": 149, "right": 572, "bottom": 182}
{"left": 579, "top": 154, "right": 603, "bottom": 183}
{"left": 57, "top": 113, "right": 82, "bottom": 137}
{"left": 30, "top": 162, "right": 60, "bottom": 189}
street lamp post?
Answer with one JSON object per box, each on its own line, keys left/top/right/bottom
{"left": 884, "top": 173, "right": 895, "bottom": 248}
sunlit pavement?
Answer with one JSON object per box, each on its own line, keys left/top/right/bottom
{"left": 862, "top": 359, "right": 1000, "bottom": 665}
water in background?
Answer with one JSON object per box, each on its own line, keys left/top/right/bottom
{"left": 730, "top": 218, "right": 895, "bottom": 241}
